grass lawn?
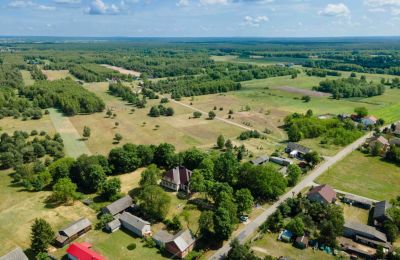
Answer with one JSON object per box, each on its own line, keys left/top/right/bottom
{"left": 42, "top": 70, "right": 76, "bottom": 81}
{"left": 250, "top": 232, "right": 334, "bottom": 260}
{"left": 0, "top": 115, "right": 56, "bottom": 136}
{"left": 21, "top": 70, "right": 35, "bottom": 86}
{"left": 341, "top": 203, "right": 370, "bottom": 225}
{"left": 316, "top": 150, "right": 400, "bottom": 201}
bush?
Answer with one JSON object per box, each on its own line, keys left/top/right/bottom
{"left": 127, "top": 243, "right": 137, "bottom": 250}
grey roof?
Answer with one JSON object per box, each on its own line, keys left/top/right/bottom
{"left": 373, "top": 200, "right": 392, "bottom": 220}
{"left": 153, "top": 230, "right": 174, "bottom": 243}
{"left": 0, "top": 248, "right": 28, "bottom": 260}
{"left": 270, "top": 157, "right": 293, "bottom": 165}
{"left": 59, "top": 218, "right": 91, "bottom": 237}
{"left": 120, "top": 212, "right": 150, "bottom": 231}
{"left": 389, "top": 138, "right": 400, "bottom": 146}
{"left": 343, "top": 194, "right": 374, "bottom": 206}
{"left": 286, "top": 142, "right": 311, "bottom": 154}
{"left": 102, "top": 195, "right": 133, "bottom": 216}
{"left": 344, "top": 222, "right": 387, "bottom": 242}
{"left": 250, "top": 155, "right": 269, "bottom": 165}
{"left": 106, "top": 219, "right": 121, "bottom": 230}
{"left": 169, "top": 229, "right": 196, "bottom": 252}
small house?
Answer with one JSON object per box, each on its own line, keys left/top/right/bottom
{"left": 361, "top": 116, "right": 377, "bottom": 127}
{"left": 101, "top": 195, "right": 133, "bottom": 216}
{"left": 285, "top": 142, "right": 311, "bottom": 159}
{"left": 66, "top": 242, "right": 106, "bottom": 260}
{"left": 367, "top": 136, "right": 390, "bottom": 153}
{"left": 295, "top": 236, "right": 309, "bottom": 249}
{"left": 278, "top": 229, "right": 293, "bottom": 242}
{"left": 161, "top": 166, "right": 192, "bottom": 193}
{"left": 153, "top": 230, "right": 174, "bottom": 247}
{"left": 270, "top": 157, "right": 293, "bottom": 166}
{"left": 307, "top": 184, "right": 336, "bottom": 204}
{"left": 165, "top": 229, "right": 196, "bottom": 259}
{"left": 373, "top": 200, "right": 392, "bottom": 225}
{"left": 119, "top": 212, "right": 152, "bottom": 237}
{"left": 0, "top": 247, "right": 28, "bottom": 260}
{"left": 250, "top": 155, "right": 269, "bottom": 166}
{"left": 105, "top": 218, "right": 121, "bottom": 233}
{"left": 56, "top": 218, "right": 92, "bottom": 247}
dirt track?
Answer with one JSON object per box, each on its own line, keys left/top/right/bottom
{"left": 101, "top": 64, "right": 141, "bottom": 77}
{"left": 276, "top": 86, "right": 330, "bottom": 97}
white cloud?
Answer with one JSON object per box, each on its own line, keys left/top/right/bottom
{"left": 364, "top": 0, "right": 400, "bottom": 7}
{"left": 241, "top": 15, "right": 269, "bottom": 27}
{"left": 319, "top": 3, "right": 350, "bottom": 17}
{"left": 177, "top": 0, "right": 189, "bottom": 7}
{"left": 391, "top": 8, "right": 400, "bottom": 15}
{"left": 368, "top": 8, "right": 386, "bottom": 12}
{"left": 87, "top": 0, "right": 121, "bottom": 15}
{"left": 8, "top": 0, "right": 55, "bottom": 10}
{"left": 199, "top": 0, "right": 229, "bottom": 5}
{"left": 54, "top": 0, "right": 80, "bottom": 4}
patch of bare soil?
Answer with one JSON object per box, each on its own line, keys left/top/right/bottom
{"left": 276, "top": 86, "right": 330, "bottom": 97}
{"left": 101, "top": 64, "right": 141, "bottom": 77}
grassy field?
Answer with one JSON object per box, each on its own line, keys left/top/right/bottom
{"left": 250, "top": 232, "right": 334, "bottom": 260}
{"left": 0, "top": 115, "right": 56, "bottom": 136}
{"left": 316, "top": 150, "right": 400, "bottom": 201}
{"left": 42, "top": 70, "right": 76, "bottom": 81}
{"left": 67, "top": 82, "right": 243, "bottom": 155}
{"left": 341, "top": 203, "right": 370, "bottom": 224}
{"left": 211, "top": 55, "right": 311, "bottom": 65}
{"left": 21, "top": 70, "right": 35, "bottom": 86}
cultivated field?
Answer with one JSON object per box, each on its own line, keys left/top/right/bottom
{"left": 42, "top": 70, "right": 75, "bottom": 81}
{"left": 316, "top": 150, "right": 400, "bottom": 201}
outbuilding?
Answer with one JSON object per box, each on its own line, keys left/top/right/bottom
{"left": 0, "top": 247, "right": 28, "bottom": 260}
{"left": 119, "top": 212, "right": 152, "bottom": 237}
{"left": 55, "top": 218, "right": 92, "bottom": 247}
{"left": 101, "top": 195, "right": 133, "bottom": 216}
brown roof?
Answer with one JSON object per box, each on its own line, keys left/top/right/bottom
{"left": 163, "top": 166, "right": 192, "bottom": 186}
{"left": 307, "top": 184, "right": 336, "bottom": 203}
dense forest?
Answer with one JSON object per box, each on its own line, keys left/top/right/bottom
{"left": 69, "top": 64, "right": 133, "bottom": 82}
{"left": 20, "top": 79, "right": 105, "bottom": 115}
{"left": 314, "top": 77, "right": 385, "bottom": 99}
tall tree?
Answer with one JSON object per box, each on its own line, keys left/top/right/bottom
{"left": 30, "top": 218, "right": 54, "bottom": 255}
{"left": 82, "top": 126, "right": 91, "bottom": 140}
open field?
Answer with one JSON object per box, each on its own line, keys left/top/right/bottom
{"left": 68, "top": 82, "right": 243, "bottom": 155}
{"left": 42, "top": 70, "right": 75, "bottom": 81}
{"left": 250, "top": 232, "right": 334, "bottom": 260}
{"left": 316, "top": 150, "right": 400, "bottom": 201}
{"left": 20, "top": 70, "right": 35, "bottom": 86}
{"left": 0, "top": 115, "right": 56, "bottom": 136}
{"left": 0, "top": 169, "right": 96, "bottom": 255}
{"left": 211, "top": 55, "right": 311, "bottom": 65}
{"left": 341, "top": 203, "right": 370, "bottom": 224}
{"left": 101, "top": 64, "right": 141, "bottom": 77}
{"left": 48, "top": 108, "right": 92, "bottom": 158}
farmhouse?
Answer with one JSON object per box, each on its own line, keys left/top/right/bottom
{"left": 343, "top": 222, "right": 390, "bottom": 249}
{"left": 119, "top": 212, "right": 152, "bottom": 237}
{"left": 165, "top": 229, "right": 196, "bottom": 259}
{"left": 367, "top": 136, "right": 390, "bottom": 152}
{"left": 0, "top": 247, "right": 28, "bottom": 260}
{"left": 361, "top": 116, "right": 377, "bottom": 127}
{"left": 307, "top": 184, "right": 336, "bottom": 204}
{"left": 153, "top": 230, "right": 174, "bottom": 247}
{"left": 161, "top": 166, "right": 192, "bottom": 193}
{"left": 66, "top": 242, "right": 106, "bottom": 260}
{"left": 250, "top": 155, "right": 269, "bottom": 166}
{"left": 373, "top": 200, "right": 392, "bottom": 225}
{"left": 55, "top": 218, "right": 92, "bottom": 247}
{"left": 285, "top": 142, "right": 311, "bottom": 159}
{"left": 101, "top": 195, "right": 133, "bottom": 216}
{"left": 270, "top": 156, "right": 293, "bottom": 166}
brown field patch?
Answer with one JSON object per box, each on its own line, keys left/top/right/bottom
{"left": 42, "top": 70, "right": 73, "bottom": 81}
{"left": 101, "top": 64, "right": 141, "bottom": 77}
{"left": 275, "top": 86, "right": 330, "bottom": 97}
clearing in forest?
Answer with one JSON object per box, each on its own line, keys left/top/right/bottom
{"left": 100, "top": 64, "right": 141, "bottom": 77}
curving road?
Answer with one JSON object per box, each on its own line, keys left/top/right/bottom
{"left": 210, "top": 130, "right": 375, "bottom": 259}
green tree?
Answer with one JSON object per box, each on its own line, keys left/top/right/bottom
{"left": 198, "top": 210, "right": 214, "bottom": 237}
{"left": 355, "top": 107, "right": 368, "bottom": 118}
{"left": 302, "top": 95, "right": 311, "bottom": 102}
{"left": 83, "top": 126, "right": 91, "bottom": 140}
{"left": 286, "top": 217, "right": 305, "bottom": 237}
{"left": 304, "top": 151, "right": 322, "bottom": 167}
{"left": 235, "top": 188, "right": 254, "bottom": 215}
{"left": 99, "top": 177, "right": 121, "bottom": 201}
{"left": 225, "top": 139, "right": 233, "bottom": 150}
{"left": 190, "top": 169, "right": 206, "bottom": 192}
{"left": 30, "top": 218, "right": 54, "bottom": 255}
{"left": 287, "top": 164, "right": 302, "bottom": 186}
{"left": 139, "top": 164, "right": 160, "bottom": 187}
{"left": 149, "top": 106, "right": 160, "bottom": 117}
{"left": 288, "top": 125, "right": 302, "bottom": 142}
{"left": 208, "top": 111, "right": 216, "bottom": 120}
{"left": 114, "top": 133, "right": 123, "bottom": 143}
{"left": 48, "top": 157, "right": 75, "bottom": 183}
{"left": 214, "top": 152, "right": 240, "bottom": 185}
{"left": 226, "top": 239, "right": 259, "bottom": 260}
{"left": 51, "top": 177, "right": 79, "bottom": 205}
{"left": 96, "top": 213, "right": 114, "bottom": 230}
{"left": 217, "top": 135, "right": 225, "bottom": 149}
{"left": 153, "top": 143, "right": 176, "bottom": 168}
{"left": 213, "top": 207, "right": 234, "bottom": 241}
{"left": 193, "top": 111, "right": 202, "bottom": 118}
{"left": 139, "top": 185, "right": 171, "bottom": 221}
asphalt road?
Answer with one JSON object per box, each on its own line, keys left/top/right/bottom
{"left": 210, "top": 130, "right": 375, "bottom": 259}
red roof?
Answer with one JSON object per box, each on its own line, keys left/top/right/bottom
{"left": 163, "top": 166, "right": 192, "bottom": 186}
{"left": 307, "top": 184, "right": 336, "bottom": 203}
{"left": 66, "top": 243, "right": 106, "bottom": 260}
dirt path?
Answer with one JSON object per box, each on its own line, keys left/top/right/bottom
{"left": 251, "top": 246, "right": 269, "bottom": 255}
{"left": 48, "top": 108, "right": 91, "bottom": 158}
{"left": 276, "top": 86, "right": 330, "bottom": 97}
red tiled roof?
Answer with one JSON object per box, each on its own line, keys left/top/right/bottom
{"left": 307, "top": 184, "right": 336, "bottom": 203}
{"left": 66, "top": 243, "right": 106, "bottom": 260}
{"left": 163, "top": 166, "right": 192, "bottom": 186}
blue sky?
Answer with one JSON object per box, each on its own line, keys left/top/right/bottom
{"left": 1, "top": 0, "right": 400, "bottom": 37}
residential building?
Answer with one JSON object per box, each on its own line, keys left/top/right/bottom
{"left": 165, "top": 229, "right": 196, "bottom": 259}
{"left": 101, "top": 195, "right": 133, "bottom": 216}
{"left": 55, "top": 218, "right": 92, "bottom": 247}
{"left": 250, "top": 155, "right": 269, "bottom": 166}
{"left": 0, "top": 247, "right": 28, "bottom": 260}
{"left": 285, "top": 142, "right": 311, "bottom": 159}
{"left": 153, "top": 230, "right": 174, "bottom": 247}
{"left": 373, "top": 200, "right": 392, "bottom": 225}
{"left": 119, "top": 212, "right": 152, "bottom": 237}
{"left": 160, "top": 166, "right": 192, "bottom": 193}
{"left": 367, "top": 136, "right": 390, "bottom": 153}
{"left": 270, "top": 156, "right": 293, "bottom": 166}
{"left": 66, "top": 242, "right": 106, "bottom": 260}
{"left": 307, "top": 184, "right": 336, "bottom": 204}
{"left": 361, "top": 116, "right": 377, "bottom": 126}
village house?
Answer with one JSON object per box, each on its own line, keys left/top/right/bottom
{"left": 285, "top": 142, "right": 311, "bottom": 159}
{"left": 361, "top": 115, "right": 378, "bottom": 127}
{"left": 0, "top": 247, "right": 28, "bottom": 260}
{"left": 250, "top": 155, "right": 269, "bottom": 166}
{"left": 66, "top": 242, "right": 106, "bottom": 260}
{"left": 307, "top": 184, "right": 336, "bottom": 204}
{"left": 160, "top": 166, "right": 192, "bottom": 193}
{"left": 55, "top": 218, "right": 92, "bottom": 247}
{"left": 367, "top": 135, "right": 390, "bottom": 153}
{"left": 165, "top": 229, "right": 196, "bottom": 259}
{"left": 343, "top": 222, "right": 391, "bottom": 249}
{"left": 269, "top": 156, "right": 293, "bottom": 166}
{"left": 101, "top": 195, "right": 133, "bottom": 216}
{"left": 119, "top": 212, "right": 152, "bottom": 237}
{"left": 373, "top": 200, "right": 392, "bottom": 226}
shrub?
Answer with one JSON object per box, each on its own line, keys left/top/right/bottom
{"left": 127, "top": 243, "right": 137, "bottom": 250}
